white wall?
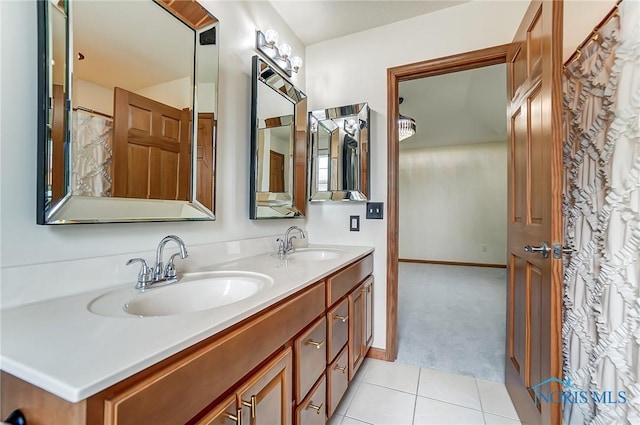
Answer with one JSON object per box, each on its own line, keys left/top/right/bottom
{"left": 399, "top": 142, "right": 507, "bottom": 265}
{"left": 135, "top": 76, "right": 192, "bottom": 110}
{"left": 304, "top": 0, "right": 530, "bottom": 349}
{"left": 0, "top": 1, "right": 305, "bottom": 272}
{"left": 564, "top": 0, "right": 618, "bottom": 61}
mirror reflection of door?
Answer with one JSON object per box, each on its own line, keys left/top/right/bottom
{"left": 196, "top": 113, "right": 215, "bottom": 211}
{"left": 51, "top": 84, "right": 65, "bottom": 203}
{"left": 112, "top": 87, "right": 190, "bottom": 200}
{"left": 269, "top": 151, "right": 285, "bottom": 192}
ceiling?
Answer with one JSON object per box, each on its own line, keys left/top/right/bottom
{"left": 398, "top": 63, "right": 507, "bottom": 150}
{"left": 269, "top": 0, "right": 469, "bottom": 45}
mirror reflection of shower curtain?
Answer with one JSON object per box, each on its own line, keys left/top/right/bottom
{"left": 342, "top": 133, "right": 358, "bottom": 190}
{"left": 71, "top": 110, "right": 113, "bottom": 197}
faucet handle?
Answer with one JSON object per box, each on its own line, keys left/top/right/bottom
{"left": 126, "top": 258, "right": 152, "bottom": 289}
{"left": 164, "top": 252, "right": 182, "bottom": 280}
{"left": 276, "top": 238, "right": 286, "bottom": 257}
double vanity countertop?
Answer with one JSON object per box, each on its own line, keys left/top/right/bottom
{"left": 0, "top": 244, "right": 374, "bottom": 403}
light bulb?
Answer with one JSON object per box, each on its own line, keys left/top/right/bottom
{"left": 291, "top": 56, "right": 303, "bottom": 72}
{"left": 278, "top": 43, "right": 292, "bottom": 60}
{"left": 264, "top": 29, "right": 278, "bottom": 48}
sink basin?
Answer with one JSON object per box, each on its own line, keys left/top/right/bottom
{"left": 287, "top": 248, "right": 342, "bottom": 261}
{"left": 88, "top": 271, "right": 273, "bottom": 317}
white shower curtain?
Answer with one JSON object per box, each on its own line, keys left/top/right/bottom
{"left": 71, "top": 110, "right": 113, "bottom": 197}
{"left": 563, "top": 0, "right": 640, "bottom": 424}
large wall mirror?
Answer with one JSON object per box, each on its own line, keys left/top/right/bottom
{"left": 37, "top": 0, "right": 219, "bottom": 224}
{"left": 308, "top": 103, "right": 370, "bottom": 201}
{"left": 250, "top": 56, "right": 307, "bottom": 219}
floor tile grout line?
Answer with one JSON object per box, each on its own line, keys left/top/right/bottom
{"left": 343, "top": 414, "right": 374, "bottom": 425}
{"left": 415, "top": 393, "right": 484, "bottom": 413}
{"left": 412, "top": 368, "right": 421, "bottom": 424}
{"left": 359, "top": 380, "right": 421, "bottom": 397}
{"left": 475, "top": 378, "right": 488, "bottom": 425}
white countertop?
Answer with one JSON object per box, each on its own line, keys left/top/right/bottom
{"left": 0, "top": 244, "right": 373, "bottom": 403}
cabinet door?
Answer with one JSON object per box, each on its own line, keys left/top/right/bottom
{"left": 364, "top": 277, "right": 373, "bottom": 351}
{"left": 195, "top": 394, "right": 240, "bottom": 425}
{"left": 237, "top": 348, "right": 292, "bottom": 425}
{"left": 348, "top": 283, "right": 365, "bottom": 381}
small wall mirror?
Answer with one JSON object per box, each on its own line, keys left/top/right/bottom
{"left": 308, "top": 103, "right": 370, "bottom": 201}
{"left": 37, "top": 0, "right": 219, "bottom": 224}
{"left": 250, "top": 56, "right": 307, "bottom": 219}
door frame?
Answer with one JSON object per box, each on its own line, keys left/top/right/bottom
{"left": 385, "top": 44, "right": 514, "bottom": 361}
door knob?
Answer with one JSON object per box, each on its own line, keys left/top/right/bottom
{"left": 524, "top": 242, "right": 550, "bottom": 258}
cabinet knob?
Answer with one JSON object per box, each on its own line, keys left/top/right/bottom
{"left": 334, "top": 314, "right": 348, "bottom": 323}
{"left": 306, "top": 339, "right": 325, "bottom": 349}
{"left": 334, "top": 364, "right": 347, "bottom": 374}
{"left": 241, "top": 395, "right": 256, "bottom": 419}
{"left": 306, "top": 402, "right": 323, "bottom": 414}
{"left": 223, "top": 409, "right": 242, "bottom": 425}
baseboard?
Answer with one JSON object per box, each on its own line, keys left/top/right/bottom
{"left": 398, "top": 258, "right": 506, "bottom": 269}
{"left": 366, "top": 347, "right": 388, "bottom": 361}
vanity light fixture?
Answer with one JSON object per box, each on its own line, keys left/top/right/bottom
{"left": 256, "top": 29, "right": 303, "bottom": 77}
{"left": 398, "top": 97, "right": 416, "bottom": 141}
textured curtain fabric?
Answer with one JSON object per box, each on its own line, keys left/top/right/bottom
{"left": 71, "top": 111, "right": 113, "bottom": 197}
{"left": 563, "top": 1, "right": 640, "bottom": 424}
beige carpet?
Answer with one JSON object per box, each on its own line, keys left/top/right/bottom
{"left": 397, "top": 262, "right": 507, "bottom": 383}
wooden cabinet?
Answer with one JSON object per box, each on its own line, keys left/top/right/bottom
{"left": 1, "top": 253, "right": 374, "bottom": 425}
{"left": 197, "top": 348, "right": 292, "bottom": 425}
{"left": 294, "top": 316, "right": 326, "bottom": 402}
{"left": 348, "top": 276, "right": 373, "bottom": 381}
{"left": 295, "top": 375, "right": 326, "bottom": 425}
{"left": 327, "top": 346, "right": 349, "bottom": 417}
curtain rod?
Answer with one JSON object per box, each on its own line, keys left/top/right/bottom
{"left": 564, "top": 0, "right": 622, "bottom": 69}
{"left": 73, "top": 106, "right": 112, "bottom": 119}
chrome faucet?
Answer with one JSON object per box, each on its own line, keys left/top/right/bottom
{"left": 126, "top": 235, "right": 189, "bottom": 290}
{"left": 277, "top": 226, "right": 306, "bottom": 257}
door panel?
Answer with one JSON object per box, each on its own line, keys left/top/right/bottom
{"left": 506, "top": 1, "right": 563, "bottom": 424}
{"left": 112, "top": 87, "right": 190, "bottom": 200}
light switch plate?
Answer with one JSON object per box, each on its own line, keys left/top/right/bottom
{"left": 350, "top": 215, "right": 360, "bottom": 231}
{"left": 366, "top": 202, "right": 384, "bottom": 219}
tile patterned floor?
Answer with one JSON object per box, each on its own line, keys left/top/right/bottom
{"left": 328, "top": 359, "right": 521, "bottom": 425}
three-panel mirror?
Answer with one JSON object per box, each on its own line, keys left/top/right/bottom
{"left": 250, "top": 56, "right": 307, "bottom": 219}
{"left": 308, "top": 103, "right": 370, "bottom": 201}
{"left": 37, "top": 0, "right": 219, "bottom": 224}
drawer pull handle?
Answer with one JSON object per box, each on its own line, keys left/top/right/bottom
{"left": 306, "top": 402, "right": 323, "bottom": 414}
{"left": 334, "top": 364, "right": 347, "bottom": 373}
{"left": 306, "top": 339, "right": 325, "bottom": 349}
{"left": 242, "top": 395, "right": 256, "bottom": 419}
{"left": 334, "top": 315, "right": 348, "bottom": 322}
{"left": 223, "top": 409, "right": 242, "bottom": 425}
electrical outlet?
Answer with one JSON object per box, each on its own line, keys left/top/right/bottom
{"left": 366, "top": 202, "right": 384, "bottom": 219}
{"left": 350, "top": 215, "right": 360, "bottom": 231}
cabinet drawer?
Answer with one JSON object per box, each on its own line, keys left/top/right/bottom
{"left": 100, "top": 283, "right": 324, "bottom": 425}
{"left": 296, "top": 375, "right": 326, "bottom": 425}
{"left": 295, "top": 316, "right": 326, "bottom": 402}
{"left": 327, "top": 346, "right": 349, "bottom": 418}
{"left": 327, "top": 298, "right": 349, "bottom": 363}
{"left": 327, "top": 254, "right": 373, "bottom": 306}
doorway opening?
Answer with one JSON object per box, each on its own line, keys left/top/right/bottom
{"left": 385, "top": 44, "right": 512, "bottom": 365}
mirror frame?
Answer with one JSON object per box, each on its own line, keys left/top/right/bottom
{"left": 36, "top": 0, "right": 219, "bottom": 224}
{"left": 308, "top": 102, "right": 370, "bottom": 201}
{"left": 249, "top": 55, "right": 307, "bottom": 219}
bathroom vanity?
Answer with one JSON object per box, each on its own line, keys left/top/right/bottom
{"left": 0, "top": 246, "right": 374, "bottom": 425}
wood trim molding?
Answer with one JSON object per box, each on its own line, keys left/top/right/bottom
{"left": 399, "top": 259, "right": 507, "bottom": 269}
{"left": 365, "top": 348, "right": 387, "bottom": 361}
{"left": 386, "top": 43, "right": 512, "bottom": 363}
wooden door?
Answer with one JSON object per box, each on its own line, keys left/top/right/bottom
{"left": 505, "top": 1, "right": 563, "bottom": 424}
{"left": 196, "top": 113, "right": 215, "bottom": 210}
{"left": 269, "top": 150, "right": 285, "bottom": 192}
{"left": 237, "top": 348, "right": 292, "bottom": 425}
{"left": 195, "top": 394, "right": 240, "bottom": 425}
{"left": 51, "top": 84, "right": 65, "bottom": 203}
{"left": 364, "top": 278, "right": 373, "bottom": 350}
{"left": 112, "top": 87, "right": 190, "bottom": 200}
{"left": 348, "top": 283, "right": 365, "bottom": 380}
